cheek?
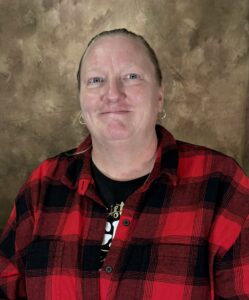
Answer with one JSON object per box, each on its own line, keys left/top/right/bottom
{"left": 79, "top": 94, "right": 96, "bottom": 112}
{"left": 145, "top": 89, "right": 162, "bottom": 111}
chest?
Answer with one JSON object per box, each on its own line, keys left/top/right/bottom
{"left": 25, "top": 181, "right": 216, "bottom": 299}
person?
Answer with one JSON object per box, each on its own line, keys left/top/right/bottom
{"left": 0, "top": 28, "right": 249, "bottom": 300}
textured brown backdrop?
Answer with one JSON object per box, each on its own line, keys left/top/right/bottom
{"left": 0, "top": 0, "right": 249, "bottom": 232}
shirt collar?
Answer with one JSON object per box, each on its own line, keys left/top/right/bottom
{"left": 148, "top": 125, "right": 179, "bottom": 186}
{"left": 61, "top": 125, "right": 179, "bottom": 192}
{"left": 61, "top": 135, "right": 93, "bottom": 190}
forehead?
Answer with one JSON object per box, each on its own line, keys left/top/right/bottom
{"left": 81, "top": 35, "right": 154, "bottom": 70}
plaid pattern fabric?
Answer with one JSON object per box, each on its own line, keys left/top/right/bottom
{"left": 0, "top": 125, "right": 249, "bottom": 300}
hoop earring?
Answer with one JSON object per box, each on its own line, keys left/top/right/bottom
{"left": 159, "top": 108, "right": 166, "bottom": 120}
{"left": 79, "top": 112, "right": 86, "bottom": 125}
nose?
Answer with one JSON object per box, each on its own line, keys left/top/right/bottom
{"left": 102, "top": 78, "right": 125, "bottom": 103}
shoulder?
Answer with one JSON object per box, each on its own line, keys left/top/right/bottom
{"left": 23, "top": 142, "right": 92, "bottom": 193}
{"left": 176, "top": 139, "right": 248, "bottom": 187}
{"left": 24, "top": 135, "right": 92, "bottom": 186}
{"left": 26, "top": 148, "right": 77, "bottom": 183}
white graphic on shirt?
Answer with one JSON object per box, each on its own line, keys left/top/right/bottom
{"left": 102, "top": 220, "right": 119, "bottom": 245}
{"left": 100, "top": 202, "right": 124, "bottom": 265}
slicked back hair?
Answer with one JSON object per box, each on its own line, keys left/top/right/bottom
{"left": 76, "top": 28, "right": 163, "bottom": 90}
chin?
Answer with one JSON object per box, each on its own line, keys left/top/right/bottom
{"left": 102, "top": 125, "right": 133, "bottom": 141}
{"left": 102, "top": 121, "right": 130, "bottom": 137}
{"left": 104, "top": 131, "right": 132, "bottom": 141}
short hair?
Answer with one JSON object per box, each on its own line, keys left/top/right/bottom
{"left": 76, "top": 28, "right": 163, "bottom": 90}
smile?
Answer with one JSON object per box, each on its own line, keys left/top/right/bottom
{"left": 100, "top": 110, "right": 130, "bottom": 115}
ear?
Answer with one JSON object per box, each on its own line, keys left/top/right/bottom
{"left": 157, "top": 85, "right": 165, "bottom": 112}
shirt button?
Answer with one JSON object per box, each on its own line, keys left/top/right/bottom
{"left": 123, "top": 219, "right": 130, "bottom": 226}
{"left": 105, "top": 266, "right": 113, "bottom": 273}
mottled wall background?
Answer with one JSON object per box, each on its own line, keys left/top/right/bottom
{"left": 0, "top": 0, "right": 249, "bottom": 232}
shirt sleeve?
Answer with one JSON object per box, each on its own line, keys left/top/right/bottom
{"left": 212, "top": 163, "right": 249, "bottom": 298}
{"left": 214, "top": 215, "right": 249, "bottom": 298}
{"left": 0, "top": 157, "right": 64, "bottom": 299}
{"left": 0, "top": 186, "right": 34, "bottom": 300}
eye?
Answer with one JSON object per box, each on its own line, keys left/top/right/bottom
{"left": 87, "top": 77, "right": 105, "bottom": 86}
{"left": 124, "top": 73, "right": 141, "bottom": 80}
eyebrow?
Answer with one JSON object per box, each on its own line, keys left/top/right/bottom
{"left": 84, "top": 64, "right": 145, "bottom": 73}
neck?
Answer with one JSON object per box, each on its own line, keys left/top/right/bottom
{"left": 91, "top": 130, "right": 158, "bottom": 181}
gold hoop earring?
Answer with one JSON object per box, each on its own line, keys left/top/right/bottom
{"left": 159, "top": 109, "right": 166, "bottom": 120}
{"left": 79, "top": 112, "right": 86, "bottom": 125}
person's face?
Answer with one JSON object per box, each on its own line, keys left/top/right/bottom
{"left": 79, "top": 35, "right": 164, "bottom": 143}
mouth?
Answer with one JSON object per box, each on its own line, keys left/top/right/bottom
{"left": 100, "top": 110, "right": 130, "bottom": 115}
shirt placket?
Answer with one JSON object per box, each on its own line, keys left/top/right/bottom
{"left": 98, "top": 189, "right": 143, "bottom": 300}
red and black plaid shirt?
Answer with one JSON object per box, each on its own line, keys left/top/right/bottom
{"left": 1, "top": 125, "right": 249, "bottom": 299}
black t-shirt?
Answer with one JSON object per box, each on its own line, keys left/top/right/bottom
{"left": 91, "top": 159, "right": 148, "bottom": 208}
{"left": 91, "top": 160, "right": 148, "bottom": 267}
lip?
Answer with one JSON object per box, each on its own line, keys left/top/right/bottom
{"left": 100, "top": 110, "right": 130, "bottom": 115}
